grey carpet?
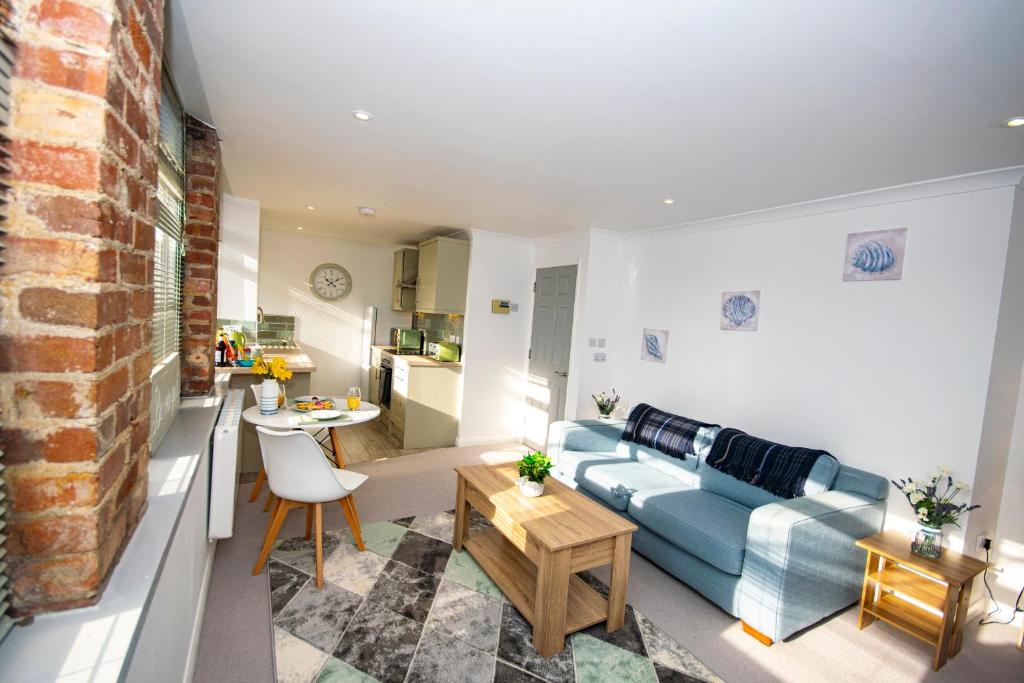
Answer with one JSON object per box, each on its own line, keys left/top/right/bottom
{"left": 268, "top": 511, "right": 721, "bottom": 682}
{"left": 192, "top": 445, "right": 1024, "bottom": 683}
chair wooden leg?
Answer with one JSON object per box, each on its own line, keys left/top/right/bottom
{"left": 314, "top": 503, "right": 324, "bottom": 589}
{"left": 253, "top": 498, "right": 291, "bottom": 575}
{"left": 340, "top": 496, "right": 365, "bottom": 551}
{"left": 305, "top": 504, "right": 314, "bottom": 540}
{"left": 248, "top": 468, "right": 267, "bottom": 502}
{"left": 262, "top": 490, "right": 276, "bottom": 513}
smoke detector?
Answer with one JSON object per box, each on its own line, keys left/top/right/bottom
{"left": 357, "top": 207, "right": 376, "bottom": 218}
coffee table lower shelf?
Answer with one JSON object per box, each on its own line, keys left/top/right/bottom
{"left": 463, "top": 527, "right": 608, "bottom": 635}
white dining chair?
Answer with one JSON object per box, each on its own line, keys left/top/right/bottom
{"left": 251, "top": 426, "right": 368, "bottom": 588}
{"left": 246, "top": 383, "right": 272, "bottom": 508}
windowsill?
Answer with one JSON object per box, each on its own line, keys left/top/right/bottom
{"left": 0, "top": 394, "right": 223, "bottom": 682}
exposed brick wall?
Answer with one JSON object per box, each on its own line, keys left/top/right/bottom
{"left": 180, "top": 116, "right": 219, "bottom": 397}
{"left": 0, "top": 0, "right": 164, "bottom": 615}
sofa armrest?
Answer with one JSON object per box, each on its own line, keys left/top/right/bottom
{"left": 546, "top": 419, "right": 626, "bottom": 461}
{"left": 738, "top": 490, "right": 885, "bottom": 642}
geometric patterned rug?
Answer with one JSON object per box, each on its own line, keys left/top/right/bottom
{"left": 268, "top": 509, "right": 723, "bottom": 683}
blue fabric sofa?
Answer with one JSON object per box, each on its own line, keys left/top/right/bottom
{"left": 547, "top": 418, "right": 888, "bottom": 643}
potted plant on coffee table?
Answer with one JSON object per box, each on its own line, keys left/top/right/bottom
{"left": 516, "top": 451, "right": 553, "bottom": 497}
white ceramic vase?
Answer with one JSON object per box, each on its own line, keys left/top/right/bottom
{"left": 260, "top": 379, "right": 280, "bottom": 415}
{"left": 517, "top": 477, "right": 544, "bottom": 497}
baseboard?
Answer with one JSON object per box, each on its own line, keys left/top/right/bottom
{"left": 183, "top": 540, "right": 217, "bottom": 683}
{"left": 455, "top": 434, "right": 524, "bottom": 447}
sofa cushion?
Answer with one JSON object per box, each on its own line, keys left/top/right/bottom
{"left": 618, "top": 442, "right": 701, "bottom": 487}
{"left": 629, "top": 488, "right": 751, "bottom": 575}
{"left": 576, "top": 461, "right": 682, "bottom": 511}
{"left": 554, "top": 450, "right": 632, "bottom": 484}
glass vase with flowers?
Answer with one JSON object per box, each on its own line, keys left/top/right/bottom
{"left": 891, "top": 466, "right": 980, "bottom": 559}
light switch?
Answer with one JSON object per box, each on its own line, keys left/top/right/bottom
{"left": 588, "top": 337, "right": 597, "bottom": 348}
{"left": 594, "top": 352, "right": 607, "bottom": 362}
{"left": 510, "top": 303, "right": 518, "bottom": 312}
{"left": 597, "top": 338, "right": 606, "bottom": 348}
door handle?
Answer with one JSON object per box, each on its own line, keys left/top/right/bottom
{"left": 554, "top": 371, "right": 568, "bottom": 377}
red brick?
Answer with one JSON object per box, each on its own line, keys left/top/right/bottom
{"left": 185, "top": 221, "right": 216, "bottom": 239}
{"left": 113, "top": 323, "right": 142, "bottom": 358}
{"left": 130, "top": 353, "right": 152, "bottom": 388}
{"left": 98, "top": 441, "right": 128, "bottom": 498}
{"left": 16, "top": 43, "right": 108, "bottom": 97}
{"left": 125, "top": 5, "right": 152, "bottom": 69}
{"left": 187, "top": 205, "right": 214, "bottom": 223}
{"left": 123, "top": 90, "right": 151, "bottom": 142}
{"left": 185, "top": 191, "right": 214, "bottom": 208}
{"left": 118, "top": 250, "right": 147, "bottom": 284}
{"left": 187, "top": 237, "right": 215, "bottom": 253}
{"left": 43, "top": 426, "right": 100, "bottom": 463}
{"left": 105, "top": 70, "right": 126, "bottom": 113}
{"left": 131, "top": 289, "right": 153, "bottom": 318}
{"left": 11, "top": 553, "right": 100, "bottom": 609}
{"left": 8, "top": 466, "right": 99, "bottom": 513}
{"left": 19, "top": 288, "right": 129, "bottom": 328}
{"left": 30, "top": 0, "right": 112, "bottom": 48}
{"left": 9, "top": 509, "right": 100, "bottom": 556}
{"left": 105, "top": 110, "right": 139, "bottom": 167}
{"left": 184, "top": 249, "right": 214, "bottom": 266}
{"left": 132, "top": 216, "right": 154, "bottom": 251}
{"left": 15, "top": 381, "right": 87, "bottom": 418}
{"left": 0, "top": 335, "right": 107, "bottom": 373}
{"left": 12, "top": 139, "right": 101, "bottom": 191}
{"left": 25, "top": 192, "right": 105, "bottom": 237}
{"left": 95, "top": 365, "right": 130, "bottom": 413}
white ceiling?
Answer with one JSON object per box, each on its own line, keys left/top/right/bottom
{"left": 167, "top": 0, "right": 1024, "bottom": 245}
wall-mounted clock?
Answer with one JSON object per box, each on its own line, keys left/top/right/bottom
{"left": 309, "top": 263, "right": 353, "bottom": 302}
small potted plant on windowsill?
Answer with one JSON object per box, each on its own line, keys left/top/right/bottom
{"left": 592, "top": 388, "right": 620, "bottom": 419}
{"left": 891, "top": 466, "right": 979, "bottom": 559}
{"left": 516, "top": 451, "right": 553, "bottom": 497}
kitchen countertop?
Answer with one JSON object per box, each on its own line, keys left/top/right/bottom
{"left": 214, "top": 352, "right": 317, "bottom": 374}
{"left": 372, "top": 345, "right": 462, "bottom": 368}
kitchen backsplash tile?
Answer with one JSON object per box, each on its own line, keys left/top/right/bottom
{"left": 414, "top": 312, "right": 464, "bottom": 344}
{"left": 256, "top": 314, "right": 296, "bottom": 346}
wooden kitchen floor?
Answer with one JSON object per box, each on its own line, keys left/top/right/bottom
{"left": 329, "top": 418, "right": 429, "bottom": 465}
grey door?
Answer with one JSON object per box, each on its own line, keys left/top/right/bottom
{"left": 528, "top": 265, "right": 577, "bottom": 430}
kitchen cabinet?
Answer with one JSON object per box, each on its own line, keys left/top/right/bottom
{"left": 369, "top": 345, "right": 461, "bottom": 449}
{"left": 392, "top": 248, "right": 418, "bottom": 311}
{"left": 414, "top": 236, "right": 470, "bottom": 314}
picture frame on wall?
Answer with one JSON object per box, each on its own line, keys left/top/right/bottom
{"left": 843, "top": 227, "right": 908, "bottom": 281}
{"left": 641, "top": 328, "right": 669, "bottom": 362}
{"left": 721, "top": 290, "right": 761, "bottom": 331}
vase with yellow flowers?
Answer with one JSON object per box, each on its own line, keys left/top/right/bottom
{"left": 252, "top": 356, "right": 293, "bottom": 415}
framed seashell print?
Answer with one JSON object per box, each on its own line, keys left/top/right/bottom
{"left": 641, "top": 328, "right": 669, "bottom": 362}
{"left": 843, "top": 227, "right": 908, "bottom": 281}
{"left": 720, "top": 290, "right": 761, "bottom": 331}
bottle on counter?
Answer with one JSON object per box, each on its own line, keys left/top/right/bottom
{"left": 216, "top": 336, "right": 228, "bottom": 367}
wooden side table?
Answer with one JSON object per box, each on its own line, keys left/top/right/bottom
{"left": 855, "top": 530, "right": 988, "bottom": 671}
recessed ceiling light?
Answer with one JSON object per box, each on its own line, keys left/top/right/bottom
{"left": 358, "top": 206, "right": 376, "bottom": 218}
{"left": 352, "top": 110, "right": 373, "bottom": 122}
{"left": 663, "top": 198, "right": 675, "bottom": 205}
{"left": 306, "top": 205, "right": 315, "bottom": 210}
{"left": 296, "top": 226, "right": 304, "bottom": 230}
{"left": 1006, "top": 117, "right": 1024, "bottom": 128}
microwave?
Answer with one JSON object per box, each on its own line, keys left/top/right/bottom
{"left": 390, "top": 328, "right": 423, "bottom": 352}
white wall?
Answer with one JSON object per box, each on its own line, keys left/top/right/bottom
{"left": 458, "top": 231, "right": 534, "bottom": 445}
{"left": 599, "top": 171, "right": 1024, "bottom": 552}
{"left": 258, "top": 229, "right": 410, "bottom": 395}
{"left": 217, "top": 194, "right": 260, "bottom": 321}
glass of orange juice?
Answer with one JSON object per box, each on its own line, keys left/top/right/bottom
{"left": 346, "top": 386, "right": 361, "bottom": 411}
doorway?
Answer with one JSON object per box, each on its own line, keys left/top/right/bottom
{"left": 525, "top": 265, "right": 577, "bottom": 446}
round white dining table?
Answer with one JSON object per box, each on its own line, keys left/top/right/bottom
{"left": 241, "top": 400, "right": 381, "bottom": 468}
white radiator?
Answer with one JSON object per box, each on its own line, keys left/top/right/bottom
{"left": 209, "top": 389, "right": 244, "bottom": 540}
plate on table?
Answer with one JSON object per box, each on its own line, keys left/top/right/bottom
{"left": 292, "top": 396, "right": 336, "bottom": 412}
{"left": 307, "top": 409, "right": 343, "bottom": 421}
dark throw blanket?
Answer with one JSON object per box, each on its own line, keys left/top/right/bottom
{"left": 705, "top": 427, "right": 834, "bottom": 499}
{"left": 623, "top": 404, "right": 719, "bottom": 460}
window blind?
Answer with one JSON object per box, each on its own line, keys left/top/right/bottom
{"left": 0, "top": 0, "right": 15, "bottom": 644}
{"left": 152, "top": 72, "right": 184, "bottom": 363}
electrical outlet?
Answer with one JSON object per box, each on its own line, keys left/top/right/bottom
{"left": 976, "top": 533, "right": 991, "bottom": 553}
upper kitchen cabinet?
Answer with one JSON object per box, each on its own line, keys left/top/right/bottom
{"left": 392, "top": 248, "right": 419, "bottom": 311}
{"left": 217, "top": 194, "right": 261, "bottom": 321}
{"left": 415, "top": 236, "right": 469, "bottom": 314}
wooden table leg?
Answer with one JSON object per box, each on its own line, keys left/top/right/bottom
{"left": 533, "top": 547, "right": 571, "bottom": 657}
{"left": 949, "top": 579, "right": 972, "bottom": 657}
{"left": 857, "top": 550, "right": 878, "bottom": 630}
{"left": 453, "top": 475, "right": 469, "bottom": 551}
{"left": 607, "top": 533, "right": 631, "bottom": 633}
{"left": 933, "top": 582, "right": 960, "bottom": 670}
{"left": 329, "top": 427, "right": 347, "bottom": 468}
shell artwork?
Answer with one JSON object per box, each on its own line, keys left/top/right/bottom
{"left": 644, "top": 333, "right": 663, "bottom": 359}
{"left": 722, "top": 294, "right": 757, "bottom": 327}
{"left": 851, "top": 240, "right": 896, "bottom": 273}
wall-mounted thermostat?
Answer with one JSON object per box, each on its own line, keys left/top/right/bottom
{"left": 491, "top": 299, "right": 511, "bottom": 314}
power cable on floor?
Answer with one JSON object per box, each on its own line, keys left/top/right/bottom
{"left": 978, "top": 546, "right": 1024, "bottom": 626}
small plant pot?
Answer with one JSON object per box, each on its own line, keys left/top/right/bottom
{"left": 517, "top": 477, "right": 544, "bottom": 497}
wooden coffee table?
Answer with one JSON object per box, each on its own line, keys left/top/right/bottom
{"left": 453, "top": 463, "right": 637, "bottom": 657}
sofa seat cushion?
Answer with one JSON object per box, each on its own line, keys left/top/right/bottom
{"left": 576, "top": 462, "right": 684, "bottom": 511}
{"left": 554, "top": 450, "right": 632, "bottom": 484}
{"left": 629, "top": 488, "right": 751, "bottom": 575}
